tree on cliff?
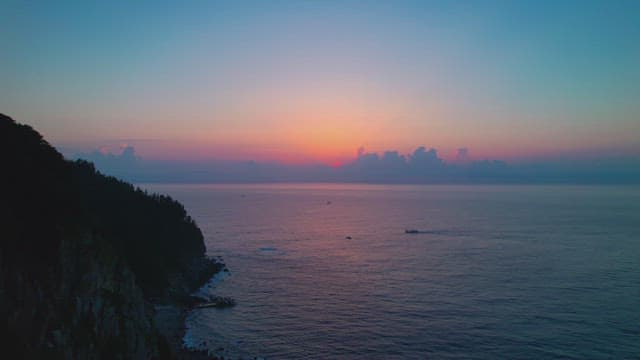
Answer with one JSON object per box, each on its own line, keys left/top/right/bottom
{"left": 0, "top": 113, "right": 215, "bottom": 358}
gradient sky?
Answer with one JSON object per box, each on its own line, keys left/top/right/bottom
{"left": 2, "top": 0, "right": 639, "bottom": 165}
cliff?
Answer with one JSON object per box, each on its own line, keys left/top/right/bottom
{"left": 0, "top": 114, "right": 220, "bottom": 358}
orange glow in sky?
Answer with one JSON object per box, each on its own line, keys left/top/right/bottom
{"left": 6, "top": 1, "right": 639, "bottom": 165}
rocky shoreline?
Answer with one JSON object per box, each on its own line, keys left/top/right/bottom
{"left": 154, "top": 257, "right": 228, "bottom": 359}
{"left": 154, "top": 304, "right": 213, "bottom": 359}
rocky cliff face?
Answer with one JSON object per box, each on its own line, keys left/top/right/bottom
{"left": 55, "top": 234, "right": 159, "bottom": 359}
{"left": 1, "top": 229, "right": 161, "bottom": 359}
{"left": 0, "top": 114, "right": 218, "bottom": 358}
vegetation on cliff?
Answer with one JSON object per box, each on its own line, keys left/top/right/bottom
{"left": 0, "top": 113, "right": 218, "bottom": 358}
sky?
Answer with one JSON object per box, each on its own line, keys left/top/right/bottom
{"left": 2, "top": 1, "right": 640, "bottom": 176}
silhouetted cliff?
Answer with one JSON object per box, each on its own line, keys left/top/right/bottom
{"left": 0, "top": 114, "right": 220, "bottom": 358}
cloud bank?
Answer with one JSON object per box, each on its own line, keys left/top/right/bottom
{"left": 73, "top": 146, "right": 640, "bottom": 184}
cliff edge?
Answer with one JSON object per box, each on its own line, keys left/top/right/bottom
{"left": 0, "top": 114, "right": 220, "bottom": 358}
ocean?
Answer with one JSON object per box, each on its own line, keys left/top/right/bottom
{"left": 142, "top": 183, "right": 640, "bottom": 359}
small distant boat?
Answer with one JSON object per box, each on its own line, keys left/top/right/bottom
{"left": 405, "top": 229, "right": 420, "bottom": 234}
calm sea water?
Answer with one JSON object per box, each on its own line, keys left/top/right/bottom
{"left": 143, "top": 184, "right": 640, "bottom": 359}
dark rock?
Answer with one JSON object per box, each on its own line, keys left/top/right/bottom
{"left": 194, "top": 296, "right": 236, "bottom": 309}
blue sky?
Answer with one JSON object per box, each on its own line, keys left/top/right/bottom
{"left": 2, "top": 1, "right": 639, "bottom": 170}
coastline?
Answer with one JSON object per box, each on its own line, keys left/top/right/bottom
{"left": 154, "top": 257, "right": 229, "bottom": 359}
{"left": 154, "top": 304, "right": 214, "bottom": 359}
